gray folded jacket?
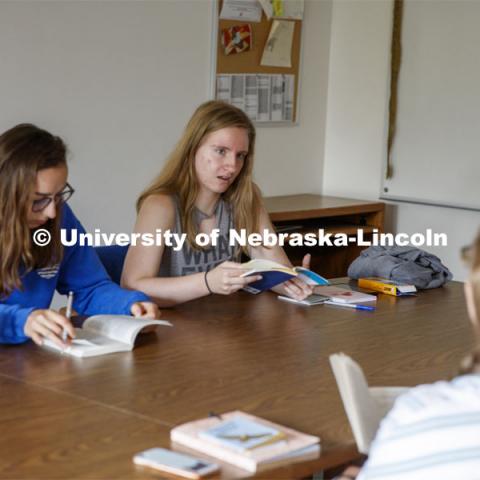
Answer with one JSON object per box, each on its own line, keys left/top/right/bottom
{"left": 347, "top": 246, "right": 452, "bottom": 289}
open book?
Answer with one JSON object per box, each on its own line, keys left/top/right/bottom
{"left": 329, "top": 353, "right": 408, "bottom": 454}
{"left": 241, "top": 259, "right": 329, "bottom": 294}
{"left": 171, "top": 411, "right": 320, "bottom": 473}
{"left": 43, "top": 316, "right": 172, "bottom": 358}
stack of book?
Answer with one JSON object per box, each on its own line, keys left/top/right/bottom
{"left": 170, "top": 411, "right": 320, "bottom": 473}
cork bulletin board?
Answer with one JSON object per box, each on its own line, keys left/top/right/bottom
{"left": 213, "top": 0, "right": 304, "bottom": 124}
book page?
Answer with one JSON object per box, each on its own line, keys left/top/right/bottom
{"left": 241, "top": 258, "right": 294, "bottom": 275}
{"left": 329, "top": 353, "right": 380, "bottom": 454}
{"left": 83, "top": 316, "right": 172, "bottom": 347}
{"left": 369, "top": 387, "right": 409, "bottom": 418}
{"left": 42, "top": 332, "right": 128, "bottom": 357}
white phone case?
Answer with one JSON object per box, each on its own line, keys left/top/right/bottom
{"left": 133, "top": 447, "right": 219, "bottom": 479}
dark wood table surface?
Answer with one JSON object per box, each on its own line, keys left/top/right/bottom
{"left": 0, "top": 280, "right": 473, "bottom": 479}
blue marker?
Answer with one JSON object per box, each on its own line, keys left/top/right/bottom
{"left": 324, "top": 301, "right": 376, "bottom": 311}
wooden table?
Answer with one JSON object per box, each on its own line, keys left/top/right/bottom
{"left": 264, "top": 194, "right": 385, "bottom": 278}
{"left": 0, "top": 280, "right": 472, "bottom": 479}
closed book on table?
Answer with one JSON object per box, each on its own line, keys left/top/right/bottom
{"left": 314, "top": 286, "right": 376, "bottom": 304}
{"left": 358, "top": 277, "right": 417, "bottom": 296}
{"left": 170, "top": 411, "right": 320, "bottom": 473}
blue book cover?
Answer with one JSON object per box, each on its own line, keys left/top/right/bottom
{"left": 244, "top": 271, "right": 295, "bottom": 294}
{"left": 241, "top": 259, "right": 329, "bottom": 294}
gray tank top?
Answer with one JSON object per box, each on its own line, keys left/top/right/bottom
{"left": 158, "top": 196, "right": 238, "bottom": 276}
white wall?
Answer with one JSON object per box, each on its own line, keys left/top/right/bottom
{"left": 0, "top": 0, "right": 331, "bottom": 235}
{"left": 322, "top": 0, "right": 480, "bottom": 280}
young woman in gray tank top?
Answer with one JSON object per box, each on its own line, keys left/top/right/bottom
{"left": 122, "top": 101, "right": 313, "bottom": 307}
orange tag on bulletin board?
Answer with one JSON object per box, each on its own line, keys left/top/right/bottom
{"left": 221, "top": 24, "right": 252, "bottom": 55}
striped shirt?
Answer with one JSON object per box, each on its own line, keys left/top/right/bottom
{"left": 358, "top": 374, "right": 480, "bottom": 480}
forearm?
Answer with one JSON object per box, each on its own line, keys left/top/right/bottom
{"left": 0, "top": 304, "right": 35, "bottom": 344}
{"left": 72, "top": 280, "right": 149, "bottom": 316}
{"left": 124, "top": 272, "right": 210, "bottom": 307}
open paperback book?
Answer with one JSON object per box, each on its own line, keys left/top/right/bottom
{"left": 329, "top": 353, "right": 408, "bottom": 454}
{"left": 170, "top": 410, "right": 320, "bottom": 473}
{"left": 241, "top": 258, "right": 329, "bottom": 294}
{"left": 43, "top": 316, "right": 172, "bottom": 358}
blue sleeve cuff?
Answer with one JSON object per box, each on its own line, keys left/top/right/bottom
{"left": 124, "top": 292, "right": 151, "bottom": 315}
{"left": 1, "top": 306, "right": 35, "bottom": 344}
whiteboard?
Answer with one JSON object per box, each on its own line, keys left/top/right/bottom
{"left": 381, "top": 0, "right": 480, "bottom": 211}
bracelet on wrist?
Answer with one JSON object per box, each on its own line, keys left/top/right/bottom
{"left": 204, "top": 270, "right": 213, "bottom": 295}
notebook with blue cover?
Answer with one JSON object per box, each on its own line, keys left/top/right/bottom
{"left": 241, "top": 259, "right": 329, "bottom": 294}
{"left": 198, "top": 417, "right": 286, "bottom": 452}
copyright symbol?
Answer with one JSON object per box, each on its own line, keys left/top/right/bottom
{"left": 33, "top": 229, "right": 51, "bottom": 246}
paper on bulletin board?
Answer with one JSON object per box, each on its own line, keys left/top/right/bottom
{"left": 216, "top": 73, "right": 295, "bottom": 122}
{"left": 260, "top": 20, "right": 294, "bottom": 68}
{"left": 220, "top": 0, "right": 263, "bottom": 23}
{"left": 259, "top": 0, "right": 304, "bottom": 20}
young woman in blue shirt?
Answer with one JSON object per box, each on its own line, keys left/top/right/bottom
{"left": 0, "top": 124, "right": 159, "bottom": 347}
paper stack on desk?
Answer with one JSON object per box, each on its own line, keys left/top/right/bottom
{"left": 171, "top": 411, "right": 320, "bottom": 473}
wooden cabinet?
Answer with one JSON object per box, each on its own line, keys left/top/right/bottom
{"left": 264, "top": 194, "right": 385, "bottom": 278}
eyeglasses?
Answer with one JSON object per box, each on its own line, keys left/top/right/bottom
{"left": 31, "top": 183, "right": 75, "bottom": 213}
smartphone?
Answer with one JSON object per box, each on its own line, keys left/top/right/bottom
{"left": 133, "top": 447, "right": 219, "bottom": 479}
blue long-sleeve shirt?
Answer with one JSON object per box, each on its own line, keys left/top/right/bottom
{"left": 0, "top": 204, "right": 149, "bottom": 344}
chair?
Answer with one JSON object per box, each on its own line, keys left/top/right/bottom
{"left": 95, "top": 245, "right": 129, "bottom": 284}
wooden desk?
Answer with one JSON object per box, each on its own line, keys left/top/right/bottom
{"left": 264, "top": 194, "right": 385, "bottom": 277}
{"left": 0, "top": 281, "right": 472, "bottom": 479}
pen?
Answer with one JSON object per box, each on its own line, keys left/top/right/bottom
{"left": 63, "top": 290, "right": 74, "bottom": 342}
{"left": 324, "top": 300, "right": 376, "bottom": 311}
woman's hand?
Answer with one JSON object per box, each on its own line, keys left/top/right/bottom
{"left": 206, "top": 261, "right": 262, "bottom": 295}
{"left": 131, "top": 302, "right": 161, "bottom": 333}
{"left": 24, "top": 309, "right": 76, "bottom": 348}
{"left": 130, "top": 302, "right": 160, "bottom": 319}
{"left": 280, "top": 254, "right": 314, "bottom": 301}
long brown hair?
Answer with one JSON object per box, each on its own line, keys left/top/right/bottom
{"left": 0, "top": 124, "right": 66, "bottom": 297}
{"left": 137, "top": 100, "right": 262, "bottom": 251}
{"left": 459, "top": 232, "right": 480, "bottom": 374}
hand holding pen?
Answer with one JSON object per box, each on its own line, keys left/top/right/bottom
{"left": 24, "top": 297, "right": 76, "bottom": 348}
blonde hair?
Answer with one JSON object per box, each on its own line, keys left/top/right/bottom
{"left": 459, "top": 232, "right": 480, "bottom": 374}
{"left": 0, "top": 124, "right": 65, "bottom": 297}
{"left": 138, "top": 101, "right": 262, "bottom": 251}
